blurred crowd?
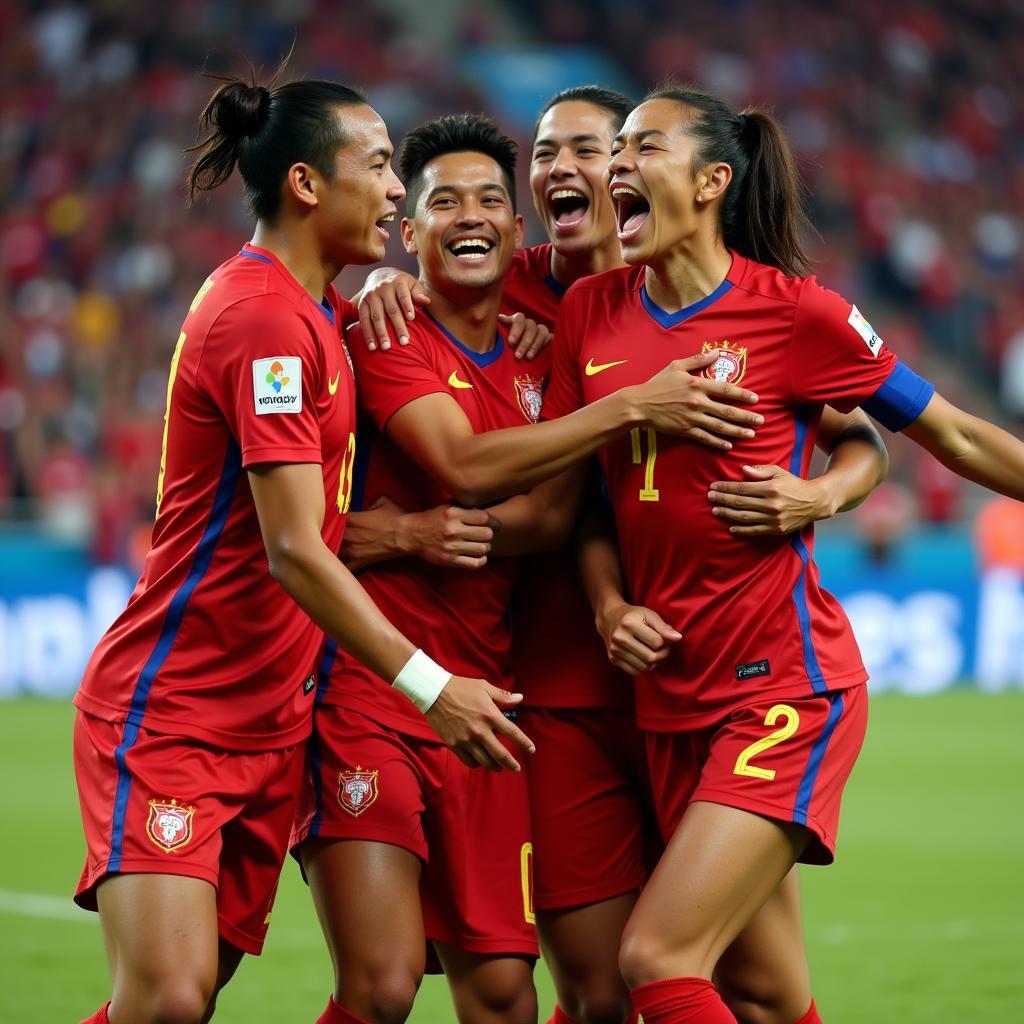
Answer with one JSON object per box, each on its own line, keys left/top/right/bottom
{"left": 1, "top": 0, "right": 1022, "bottom": 565}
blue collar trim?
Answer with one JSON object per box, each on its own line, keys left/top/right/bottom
{"left": 640, "top": 279, "right": 733, "bottom": 329}
{"left": 425, "top": 310, "right": 504, "bottom": 367}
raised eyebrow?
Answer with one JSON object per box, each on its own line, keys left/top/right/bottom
{"left": 612, "top": 128, "right": 668, "bottom": 146}
{"left": 424, "top": 181, "right": 510, "bottom": 203}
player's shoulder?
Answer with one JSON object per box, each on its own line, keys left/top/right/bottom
{"left": 563, "top": 264, "right": 643, "bottom": 303}
{"left": 510, "top": 243, "right": 552, "bottom": 279}
{"left": 727, "top": 253, "right": 806, "bottom": 307}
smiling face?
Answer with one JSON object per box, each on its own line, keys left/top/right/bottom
{"left": 530, "top": 100, "right": 621, "bottom": 257}
{"left": 402, "top": 150, "right": 524, "bottom": 293}
{"left": 318, "top": 104, "right": 405, "bottom": 265}
{"left": 608, "top": 98, "right": 716, "bottom": 266}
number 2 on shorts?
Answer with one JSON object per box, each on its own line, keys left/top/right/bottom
{"left": 733, "top": 704, "right": 800, "bottom": 781}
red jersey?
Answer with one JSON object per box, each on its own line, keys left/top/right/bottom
{"left": 320, "top": 311, "right": 547, "bottom": 741}
{"left": 75, "top": 244, "right": 358, "bottom": 750}
{"left": 503, "top": 244, "right": 632, "bottom": 708}
{"left": 543, "top": 253, "right": 935, "bottom": 730}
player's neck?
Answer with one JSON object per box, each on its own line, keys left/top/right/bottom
{"left": 644, "top": 237, "right": 732, "bottom": 313}
{"left": 249, "top": 223, "right": 338, "bottom": 302}
{"left": 422, "top": 282, "right": 502, "bottom": 353}
{"left": 550, "top": 237, "right": 624, "bottom": 288}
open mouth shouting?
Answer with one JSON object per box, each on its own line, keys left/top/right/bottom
{"left": 611, "top": 183, "right": 651, "bottom": 242}
{"left": 547, "top": 187, "right": 590, "bottom": 235}
{"left": 446, "top": 235, "right": 496, "bottom": 263}
{"left": 376, "top": 210, "right": 396, "bottom": 241}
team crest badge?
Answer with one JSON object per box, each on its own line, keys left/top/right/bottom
{"left": 338, "top": 767, "right": 379, "bottom": 817}
{"left": 146, "top": 799, "right": 196, "bottom": 853}
{"left": 514, "top": 375, "right": 544, "bottom": 423}
{"left": 701, "top": 340, "right": 748, "bottom": 385}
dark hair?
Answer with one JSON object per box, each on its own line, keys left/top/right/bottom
{"left": 399, "top": 114, "right": 518, "bottom": 214}
{"left": 645, "top": 83, "right": 813, "bottom": 278}
{"left": 186, "top": 63, "right": 366, "bottom": 221}
{"left": 532, "top": 85, "right": 635, "bottom": 144}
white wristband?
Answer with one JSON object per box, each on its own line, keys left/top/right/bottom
{"left": 392, "top": 649, "right": 451, "bottom": 713}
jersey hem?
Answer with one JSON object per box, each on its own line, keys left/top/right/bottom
{"left": 73, "top": 693, "right": 312, "bottom": 751}
{"left": 534, "top": 876, "right": 643, "bottom": 912}
{"left": 241, "top": 444, "right": 323, "bottom": 467}
{"left": 636, "top": 668, "right": 867, "bottom": 732}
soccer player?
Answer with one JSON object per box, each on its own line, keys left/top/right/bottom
{"left": 541, "top": 85, "right": 1024, "bottom": 1024}
{"left": 356, "top": 87, "right": 889, "bottom": 1024}
{"left": 71, "top": 76, "right": 536, "bottom": 1024}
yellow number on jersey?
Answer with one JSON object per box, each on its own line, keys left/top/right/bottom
{"left": 520, "top": 842, "right": 535, "bottom": 925}
{"left": 630, "top": 427, "right": 660, "bottom": 502}
{"left": 155, "top": 330, "right": 187, "bottom": 516}
{"left": 336, "top": 432, "right": 357, "bottom": 514}
{"left": 733, "top": 704, "right": 801, "bottom": 781}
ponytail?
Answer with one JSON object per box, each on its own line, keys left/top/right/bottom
{"left": 186, "top": 55, "right": 366, "bottom": 222}
{"left": 647, "top": 84, "right": 814, "bottom": 278}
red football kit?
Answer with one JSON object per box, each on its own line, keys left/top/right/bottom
{"left": 73, "top": 243, "right": 357, "bottom": 948}
{"left": 296, "top": 310, "right": 544, "bottom": 957}
{"left": 503, "top": 244, "right": 657, "bottom": 908}
{"left": 543, "top": 252, "right": 935, "bottom": 858}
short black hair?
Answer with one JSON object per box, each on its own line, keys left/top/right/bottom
{"left": 532, "top": 85, "right": 636, "bottom": 145}
{"left": 399, "top": 114, "right": 518, "bottom": 214}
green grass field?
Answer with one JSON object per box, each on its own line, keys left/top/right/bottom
{"left": 2, "top": 691, "right": 1022, "bottom": 1022}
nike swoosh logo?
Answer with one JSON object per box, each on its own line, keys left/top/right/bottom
{"left": 328, "top": 372, "right": 341, "bottom": 395}
{"left": 585, "top": 358, "right": 628, "bottom": 376}
{"left": 448, "top": 370, "right": 474, "bottom": 390}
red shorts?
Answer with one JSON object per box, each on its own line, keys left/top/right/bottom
{"left": 293, "top": 705, "right": 537, "bottom": 958}
{"left": 646, "top": 685, "right": 868, "bottom": 865}
{"left": 520, "top": 707, "right": 661, "bottom": 911}
{"left": 73, "top": 710, "right": 305, "bottom": 955}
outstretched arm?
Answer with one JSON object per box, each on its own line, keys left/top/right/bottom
{"left": 249, "top": 462, "right": 533, "bottom": 771}
{"left": 383, "top": 351, "right": 763, "bottom": 507}
{"left": 707, "top": 407, "right": 889, "bottom": 535}
{"left": 902, "top": 393, "right": 1024, "bottom": 500}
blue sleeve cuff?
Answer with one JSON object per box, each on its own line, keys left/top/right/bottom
{"left": 862, "top": 361, "right": 936, "bottom": 432}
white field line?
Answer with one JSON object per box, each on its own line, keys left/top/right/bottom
{"left": 0, "top": 888, "right": 95, "bottom": 922}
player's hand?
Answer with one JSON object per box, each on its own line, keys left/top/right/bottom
{"left": 426, "top": 676, "right": 534, "bottom": 771}
{"left": 499, "top": 311, "right": 552, "bottom": 361}
{"left": 628, "top": 352, "right": 763, "bottom": 450}
{"left": 708, "top": 464, "right": 836, "bottom": 536}
{"left": 398, "top": 502, "right": 495, "bottom": 568}
{"left": 596, "top": 601, "right": 681, "bottom": 676}
{"left": 354, "top": 268, "right": 430, "bottom": 351}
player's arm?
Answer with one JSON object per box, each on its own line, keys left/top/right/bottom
{"left": 342, "top": 497, "right": 494, "bottom": 572}
{"left": 707, "top": 407, "right": 889, "bottom": 536}
{"left": 383, "top": 353, "right": 763, "bottom": 508}
{"left": 248, "top": 462, "right": 532, "bottom": 771}
{"left": 484, "top": 465, "right": 587, "bottom": 557}
{"left": 353, "top": 267, "right": 550, "bottom": 358}
{"left": 901, "top": 392, "right": 1024, "bottom": 500}
{"left": 577, "top": 504, "right": 681, "bottom": 676}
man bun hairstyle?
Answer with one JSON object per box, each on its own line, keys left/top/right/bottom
{"left": 647, "top": 83, "right": 814, "bottom": 278}
{"left": 533, "top": 84, "right": 635, "bottom": 143}
{"left": 399, "top": 114, "right": 518, "bottom": 215}
{"left": 186, "top": 55, "right": 366, "bottom": 222}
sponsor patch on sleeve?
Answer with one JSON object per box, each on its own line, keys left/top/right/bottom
{"left": 847, "top": 306, "right": 883, "bottom": 358}
{"left": 253, "top": 357, "right": 302, "bottom": 414}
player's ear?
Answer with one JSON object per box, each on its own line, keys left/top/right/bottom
{"left": 513, "top": 213, "right": 525, "bottom": 251}
{"left": 697, "top": 162, "right": 732, "bottom": 205}
{"left": 401, "top": 217, "right": 417, "bottom": 255}
{"left": 286, "top": 162, "right": 319, "bottom": 210}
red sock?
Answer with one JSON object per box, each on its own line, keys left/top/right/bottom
{"left": 79, "top": 1005, "right": 110, "bottom": 1024}
{"left": 631, "top": 978, "right": 737, "bottom": 1024}
{"left": 316, "top": 996, "right": 371, "bottom": 1024}
{"left": 793, "top": 1001, "right": 822, "bottom": 1024}
{"left": 547, "top": 1006, "right": 577, "bottom": 1024}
